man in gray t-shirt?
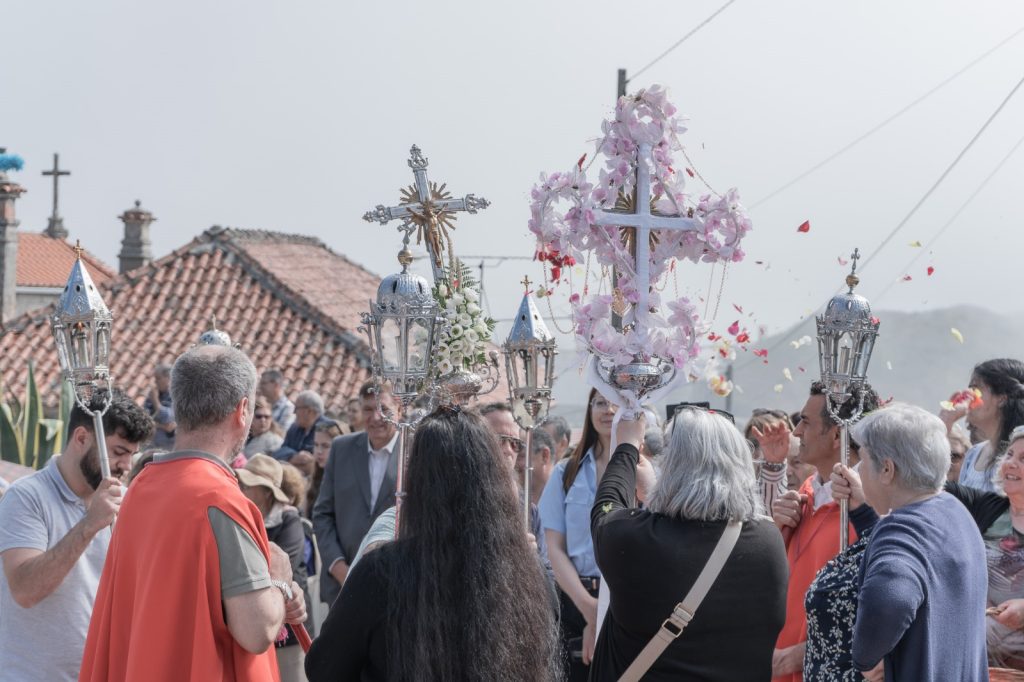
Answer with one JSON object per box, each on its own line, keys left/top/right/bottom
{"left": 0, "top": 391, "right": 152, "bottom": 682}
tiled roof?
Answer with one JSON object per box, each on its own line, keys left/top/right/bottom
{"left": 16, "top": 232, "right": 115, "bottom": 288}
{"left": 0, "top": 227, "right": 378, "bottom": 415}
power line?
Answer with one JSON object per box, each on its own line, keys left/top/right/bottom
{"left": 629, "top": 0, "right": 739, "bottom": 83}
{"left": 732, "top": 68, "right": 1024, "bottom": 373}
{"left": 857, "top": 69, "right": 1024, "bottom": 276}
{"left": 749, "top": 26, "right": 1024, "bottom": 210}
{"left": 872, "top": 129, "right": 1024, "bottom": 304}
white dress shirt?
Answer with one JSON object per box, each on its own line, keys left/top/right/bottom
{"left": 368, "top": 432, "right": 399, "bottom": 510}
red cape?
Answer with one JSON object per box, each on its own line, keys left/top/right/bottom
{"left": 79, "top": 455, "right": 280, "bottom": 682}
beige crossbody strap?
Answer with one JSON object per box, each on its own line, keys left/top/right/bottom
{"left": 617, "top": 521, "right": 742, "bottom": 682}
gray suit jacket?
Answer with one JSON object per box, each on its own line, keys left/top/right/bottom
{"left": 312, "top": 430, "right": 398, "bottom": 606}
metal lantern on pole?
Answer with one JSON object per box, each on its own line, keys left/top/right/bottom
{"left": 50, "top": 243, "right": 114, "bottom": 480}
{"left": 503, "top": 277, "right": 557, "bottom": 529}
{"left": 359, "top": 245, "right": 445, "bottom": 536}
{"left": 815, "top": 248, "right": 879, "bottom": 549}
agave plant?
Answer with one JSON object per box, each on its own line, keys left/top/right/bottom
{"left": 0, "top": 362, "right": 72, "bottom": 469}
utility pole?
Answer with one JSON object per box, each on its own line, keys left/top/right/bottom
{"left": 611, "top": 69, "right": 627, "bottom": 331}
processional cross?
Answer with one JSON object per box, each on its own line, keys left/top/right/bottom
{"left": 42, "top": 153, "right": 71, "bottom": 239}
{"left": 362, "top": 145, "right": 490, "bottom": 283}
{"left": 593, "top": 143, "right": 700, "bottom": 331}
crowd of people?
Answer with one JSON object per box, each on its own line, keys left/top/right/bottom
{"left": 2, "top": 347, "right": 1024, "bottom": 680}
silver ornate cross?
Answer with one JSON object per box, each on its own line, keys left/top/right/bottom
{"left": 593, "top": 142, "right": 700, "bottom": 330}
{"left": 363, "top": 145, "right": 490, "bottom": 283}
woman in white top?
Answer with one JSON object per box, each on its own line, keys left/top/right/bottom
{"left": 958, "top": 359, "right": 1024, "bottom": 492}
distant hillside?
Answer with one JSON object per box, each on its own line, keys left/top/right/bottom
{"left": 545, "top": 305, "right": 1021, "bottom": 428}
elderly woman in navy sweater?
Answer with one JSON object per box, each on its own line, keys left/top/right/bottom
{"left": 848, "top": 403, "right": 988, "bottom": 681}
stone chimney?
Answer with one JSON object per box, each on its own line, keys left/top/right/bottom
{"left": 118, "top": 200, "right": 155, "bottom": 274}
{"left": 0, "top": 148, "right": 26, "bottom": 324}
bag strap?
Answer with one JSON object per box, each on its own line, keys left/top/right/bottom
{"left": 617, "top": 521, "right": 742, "bottom": 682}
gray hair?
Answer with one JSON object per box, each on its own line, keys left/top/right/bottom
{"left": 295, "top": 390, "right": 325, "bottom": 415}
{"left": 530, "top": 425, "right": 555, "bottom": 456}
{"left": 171, "top": 346, "right": 257, "bottom": 432}
{"left": 851, "top": 402, "right": 949, "bottom": 493}
{"left": 541, "top": 415, "right": 571, "bottom": 444}
{"left": 647, "top": 408, "right": 762, "bottom": 522}
{"left": 990, "top": 425, "right": 1024, "bottom": 495}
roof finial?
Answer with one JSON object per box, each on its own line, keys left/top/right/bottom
{"left": 520, "top": 275, "right": 532, "bottom": 293}
{"left": 846, "top": 247, "right": 861, "bottom": 293}
{"left": 73, "top": 239, "right": 83, "bottom": 261}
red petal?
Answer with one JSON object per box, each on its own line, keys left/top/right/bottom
{"left": 927, "top": 266, "right": 935, "bottom": 276}
{"left": 577, "top": 154, "right": 587, "bottom": 170}
{"left": 797, "top": 220, "right": 810, "bottom": 233}
{"left": 753, "top": 349, "right": 768, "bottom": 358}
{"left": 736, "top": 332, "right": 750, "bottom": 344}
{"left": 901, "top": 275, "right": 912, "bottom": 282}
{"left": 727, "top": 320, "right": 740, "bottom": 336}
{"left": 685, "top": 168, "right": 695, "bottom": 178}
{"left": 733, "top": 303, "right": 743, "bottom": 314}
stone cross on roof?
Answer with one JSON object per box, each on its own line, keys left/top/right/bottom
{"left": 362, "top": 145, "right": 490, "bottom": 283}
{"left": 42, "top": 153, "right": 70, "bottom": 239}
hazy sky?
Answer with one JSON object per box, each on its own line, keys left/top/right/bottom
{"left": 6, "top": 0, "right": 1024, "bottom": 397}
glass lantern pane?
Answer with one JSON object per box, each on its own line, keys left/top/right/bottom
{"left": 95, "top": 326, "right": 110, "bottom": 367}
{"left": 520, "top": 349, "right": 537, "bottom": 389}
{"left": 380, "top": 317, "right": 402, "bottom": 374}
{"left": 70, "top": 325, "right": 92, "bottom": 371}
{"left": 408, "top": 317, "right": 431, "bottom": 373}
{"left": 837, "top": 334, "right": 854, "bottom": 376}
{"left": 540, "top": 347, "right": 555, "bottom": 391}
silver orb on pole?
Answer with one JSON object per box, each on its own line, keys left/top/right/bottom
{"left": 359, "top": 245, "right": 445, "bottom": 536}
{"left": 815, "top": 248, "right": 880, "bottom": 549}
{"left": 502, "top": 277, "right": 557, "bottom": 528}
{"left": 50, "top": 242, "right": 114, "bottom": 480}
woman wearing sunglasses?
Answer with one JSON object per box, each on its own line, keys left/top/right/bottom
{"left": 538, "top": 388, "right": 616, "bottom": 681}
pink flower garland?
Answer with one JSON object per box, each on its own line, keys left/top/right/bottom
{"left": 528, "top": 85, "right": 752, "bottom": 372}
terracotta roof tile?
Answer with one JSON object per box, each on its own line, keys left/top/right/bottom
{"left": 1, "top": 227, "right": 380, "bottom": 416}
{"left": 16, "top": 233, "right": 115, "bottom": 288}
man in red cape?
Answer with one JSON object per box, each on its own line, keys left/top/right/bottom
{"left": 80, "top": 346, "right": 307, "bottom": 682}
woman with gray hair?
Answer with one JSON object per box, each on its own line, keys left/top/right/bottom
{"left": 587, "top": 407, "right": 787, "bottom": 681}
{"left": 842, "top": 403, "right": 988, "bottom": 681}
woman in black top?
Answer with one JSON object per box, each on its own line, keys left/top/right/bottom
{"left": 305, "top": 407, "right": 560, "bottom": 681}
{"left": 589, "top": 407, "right": 788, "bottom": 681}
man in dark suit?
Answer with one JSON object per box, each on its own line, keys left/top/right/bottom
{"left": 312, "top": 382, "right": 398, "bottom": 606}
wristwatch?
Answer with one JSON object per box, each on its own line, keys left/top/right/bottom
{"left": 271, "top": 579, "right": 294, "bottom": 602}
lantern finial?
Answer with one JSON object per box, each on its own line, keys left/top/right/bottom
{"left": 73, "top": 239, "right": 83, "bottom": 261}
{"left": 520, "top": 275, "right": 532, "bottom": 293}
{"left": 846, "top": 248, "right": 861, "bottom": 293}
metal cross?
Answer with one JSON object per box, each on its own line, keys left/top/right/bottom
{"left": 592, "top": 142, "right": 700, "bottom": 330}
{"left": 362, "top": 145, "right": 490, "bottom": 283}
{"left": 520, "top": 275, "right": 532, "bottom": 292}
{"left": 42, "top": 153, "right": 71, "bottom": 239}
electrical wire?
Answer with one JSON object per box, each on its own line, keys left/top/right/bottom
{"left": 749, "top": 26, "right": 1024, "bottom": 210}
{"left": 871, "top": 129, "right": 1024, "bottom": 304}
{"left": 629, "top": 0, "right": 739, "bottom": 83}
{"left": 732, "top": 68, "right": 1024, "bottom": 373}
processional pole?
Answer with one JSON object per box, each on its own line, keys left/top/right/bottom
{"left": 503, "top": 277, "right": 557, "bottom": 529}
{"left": 814, "top": 248, "right": 879, "bottom": 550}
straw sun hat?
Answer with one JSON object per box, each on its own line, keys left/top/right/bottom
{"left": 236, "top": 454, "right": 291, "bottom": 504}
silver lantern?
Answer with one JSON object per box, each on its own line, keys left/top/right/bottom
{"left": 359, "top": 246, "right": 445, "bottom": 536}
{"left": 49, "top": 243, "right": 115, "bottom": 480}
{"left": 815, "top": 248, "right": 879, "bottom": 549}
{"left": 197, "top": 315, "right": 235, "bottom": 347}
{"left": 502, "top": 279, "right": 557, "bottom": 528}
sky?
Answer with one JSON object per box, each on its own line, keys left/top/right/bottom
{"left": 5, "top": 0, "right": 1024, "bottom": 405}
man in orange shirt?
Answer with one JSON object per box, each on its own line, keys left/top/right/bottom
{"left": 80, "top": 346, "right": 307, "bottom": 682}
{"left": 757, "top": 381, "right": 878, "bottom": 682}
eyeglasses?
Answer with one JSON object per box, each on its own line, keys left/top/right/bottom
{"left": 499, "top": 434, "right": 525, "bottom": 453}
{"left": 253, "top": 414, "right": 272, "bottom": 420}
{"left": 590, "top": 398, "right": 619, "bottom": 413}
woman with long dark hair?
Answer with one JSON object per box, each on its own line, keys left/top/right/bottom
{"left": 959, "top": 358, "right": 1024, "bottom": 492}
{"left": 305, "top": 407, "right": 561, "bottom": 681}
{"left": 538, "top": 388, "right": 614, "bottom": 681}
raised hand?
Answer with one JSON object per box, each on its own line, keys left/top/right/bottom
{"left": 751, "top": 422, "right": 792, "bottom": 464}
